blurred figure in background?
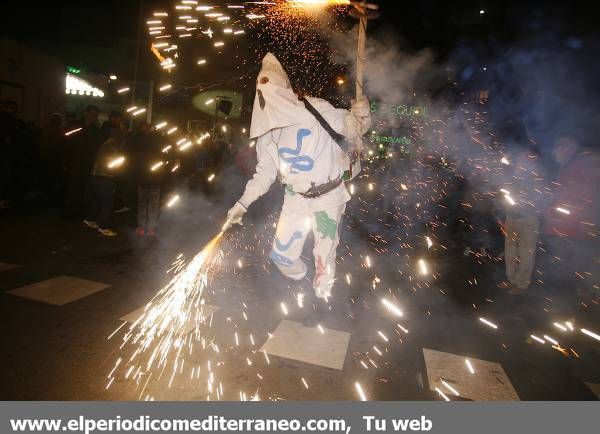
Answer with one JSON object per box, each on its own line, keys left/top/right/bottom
{"left": 0, "top": 100, "right": 20, "bottom": 208}
{"left": 502, "top": 143, "right": 549, "bottom": 295}
{"left": 64, "top": 105, "right": 103, "bottom": 217}
{"left": 235, "top": 139, "right": 258, "bottom": 177}
{"left": 107, "top": 114, "right": 132, "bottom": 214}
{"left": 542, "top": 136, "right": 600, "bottom": 304}
{"left": 83, "top": 137, "right": 123, "bottom": 237}
{"left": 100, "top": 110, "right": 123, "bottom": 142}
{"left": 65, "top": 113, "right": 77, "bottom": 129}
{"left": 38, "top": 113, "right": 66, "bottom": 208}
{"left": 129, "top": 122, "right": 165, "bottom": 237}
{"left": 0, "top": 101, "right": 39, "bottom": 207}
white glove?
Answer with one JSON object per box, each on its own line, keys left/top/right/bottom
{"left": 344, "top": 97, "right": 371, "bottom": 152}
{"left": 350, "top": 96, "right": 372, "bottom": 136}
{"left": 351, "top": 96, "right": 371, "bottom": 120}
{"left": 222, "top": 201, "right": 247, "bottom": 231}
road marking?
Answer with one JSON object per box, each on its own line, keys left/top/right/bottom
{"left": 585, "top": 382, "right": 600, "bottom": 399}
{"left": 8, "top": 275, "right": 110, "bottom": 306}
{"left": 260, "top": 320, "right": 351, "bottom": 370}
{"left": 423, "top": 348, "right": 519, "bottom": 401}
{"left": 0, "top": 262, "right": 19, "bottom": 272}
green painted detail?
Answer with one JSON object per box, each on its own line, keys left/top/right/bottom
{"left": 285, "top": 184, "right": 295, "bottom": 195}
{"left": 342, "top": 170, "right": 351, "bottom": 181}
{"left": 314, "top": 211, "right": 337, "bottom": 240}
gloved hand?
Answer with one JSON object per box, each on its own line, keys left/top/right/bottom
{"left": 351, "top": 96, "right": 371, "bottom": 120}
{"left": 344, "top": 96, "right": 371, "bottom": 153}
{"left": 222, "top": 201, "right": 247, "bottom": 232}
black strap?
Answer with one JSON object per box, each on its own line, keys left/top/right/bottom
{"left": 300, "top": 97, "right": 349, "bottom": 151}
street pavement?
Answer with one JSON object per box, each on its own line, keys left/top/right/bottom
{"left": 1, "top": 195, "right": 599, "bottom": 401}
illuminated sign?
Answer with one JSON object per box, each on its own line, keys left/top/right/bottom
{"left": 66, "top": 66, "right": 81, "bottom": 74}
{"left": 369, "top": 134, "right": 411, "bottom": 145}
{"left": 65, "top": 74, "right": 104, "bottom": 97}
{"left": 370, "top": 102, "right": 427, "bottom": 117}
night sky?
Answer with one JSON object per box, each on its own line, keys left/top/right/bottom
{"left": 5, "top": 1, "right": 598, "bottom": 63}
{"left": 4, "top": 0, "right": 600, "bottom": 142}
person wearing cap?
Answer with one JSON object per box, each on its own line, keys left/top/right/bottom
{"left": 223, "top": 53, "right": 371, "bottom": 326}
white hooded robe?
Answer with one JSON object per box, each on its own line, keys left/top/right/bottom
{"left": 238, "top": 53, "right": 365, "bottom": 298}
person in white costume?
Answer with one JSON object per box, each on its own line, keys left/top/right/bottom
{"left": 223, "top": 53, "right": 371, "bottom": 326}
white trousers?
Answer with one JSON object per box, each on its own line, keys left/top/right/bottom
{"left": 270, "top": 202, "right": 346, "bottom": 299}
{"left": 505, "top": 214, "right": 539, "bottom": 290}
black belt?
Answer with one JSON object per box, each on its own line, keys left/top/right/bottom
{"left": 298, "top": 176, "right": 343, "bottom": 199}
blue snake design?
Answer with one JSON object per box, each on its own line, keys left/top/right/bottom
{"left": 274, "top": 231, "right": 303, "bottom": 251}
{"left": 270, "top": 230, "right": 303, "bottom": 267}
{"left": 269, "top": 250, "right": 293, "bottom": 267}
{"left": 278, "top": 128, "right": 314, "bottom": 173}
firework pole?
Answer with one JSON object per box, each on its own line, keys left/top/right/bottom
{"left": 349, "top": 1, "right": 379, "bottom": 99}
{"left": 354, "top": 4, "right": 367, "bottom": 98}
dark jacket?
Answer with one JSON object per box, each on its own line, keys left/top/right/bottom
{"left": 128, "top": 130, "right": 166, "bottom": 188}
{"left": 65, "top": 122, "right": 103, "bottom": 178}
{"left": 92, "top": 139, "right": 121, "bottom": 178}
{"left": 544, "top": 151, "right": 600, "bottom": 239}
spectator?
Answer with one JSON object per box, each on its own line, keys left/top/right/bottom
{"left": 115, "top": 118, "right": 137, "bottom": 213}
{"left": 0, "top": 100, "right": 20, "bottom": 208}
{"left": 128, "top": 122, "right": 165, "bottom": 237}
{"left": 501, "top": 145, "right": 549, "bottom": 295}
{"left": 64, "top": 105, "right": 103, "bottom": 217}
{"left": 100, "top": 110, "right": 123, "bottom": 142}
{"left": 38, "top": 113, "right": 66, "bottom": 206}
{"left": 0, "top": 101, "right": 39, "bottom": 206}
{"left": 106, "top": 114, "right": 130, "bottom": 213}
{"left": 542, "top": 137, "right": 600, "bottom": 303}
{"left": 65, "top": 112, "right": 77, "bottom": 129}
{"left": 83, "top": 138, "right": 123, "bottom": 237}
{"left": 235, "top": 140, "right": 258, "bottom": 177}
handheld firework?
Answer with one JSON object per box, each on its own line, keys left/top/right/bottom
{"left": 348, "top": 1, "right": 379, "bottom": 176}
{"left": 348, "top": 1, "right": 380, "bottom": 99}
{"left": 107, "top": 222, "right": 228, "bottom": 396}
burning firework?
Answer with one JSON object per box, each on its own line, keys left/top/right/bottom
{"left": 381, "top": 298, "right": 403, "bottom": 317}
{"left": 150, "top": 161, "right": 164, "bottom": 172}
{"left": 354, "top": 381, "right": 367, "bottom": 401}
{"left": 65, "top": 127, "right": 82, "bottom": 136}
{"left": 289, "top": 0, "right": 351, "bottom": 6}
{"left": 107, "top": 231, "right": 225, "bottom": 397}
{"left": 166, "top": 194, "right": 180, "bottom": 208}
{"left": 107, "top": 156, "right": 125, "bottom": 169}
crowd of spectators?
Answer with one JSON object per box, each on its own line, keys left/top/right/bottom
{"left": 0, "top": 98, "right": 597, "bottom": 303}
{"left": 0, "top": 102, "right": 195, "bottom": 237}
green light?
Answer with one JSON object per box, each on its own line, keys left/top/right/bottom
{"left": 66, "top": 66, "right": 81, "bottom": 75}
{"left": 369, "top": 134, "right": 411, "bottom": 145}
{"left": 370, "top": 101, "right": 427, "bottom": 117}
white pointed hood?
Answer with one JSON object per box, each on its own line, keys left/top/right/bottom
{"left": 249, "top": 53, "right": 308, "bottom": 139}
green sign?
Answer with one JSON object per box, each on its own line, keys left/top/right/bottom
{"left": 370, "top": 102, "right": 427, "bottom": 117}
{"left": 369, "top": 134, "right": 411, "bottom": 145}
{"left": 66, "top": 66, "right": 81, "bottom": 75}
